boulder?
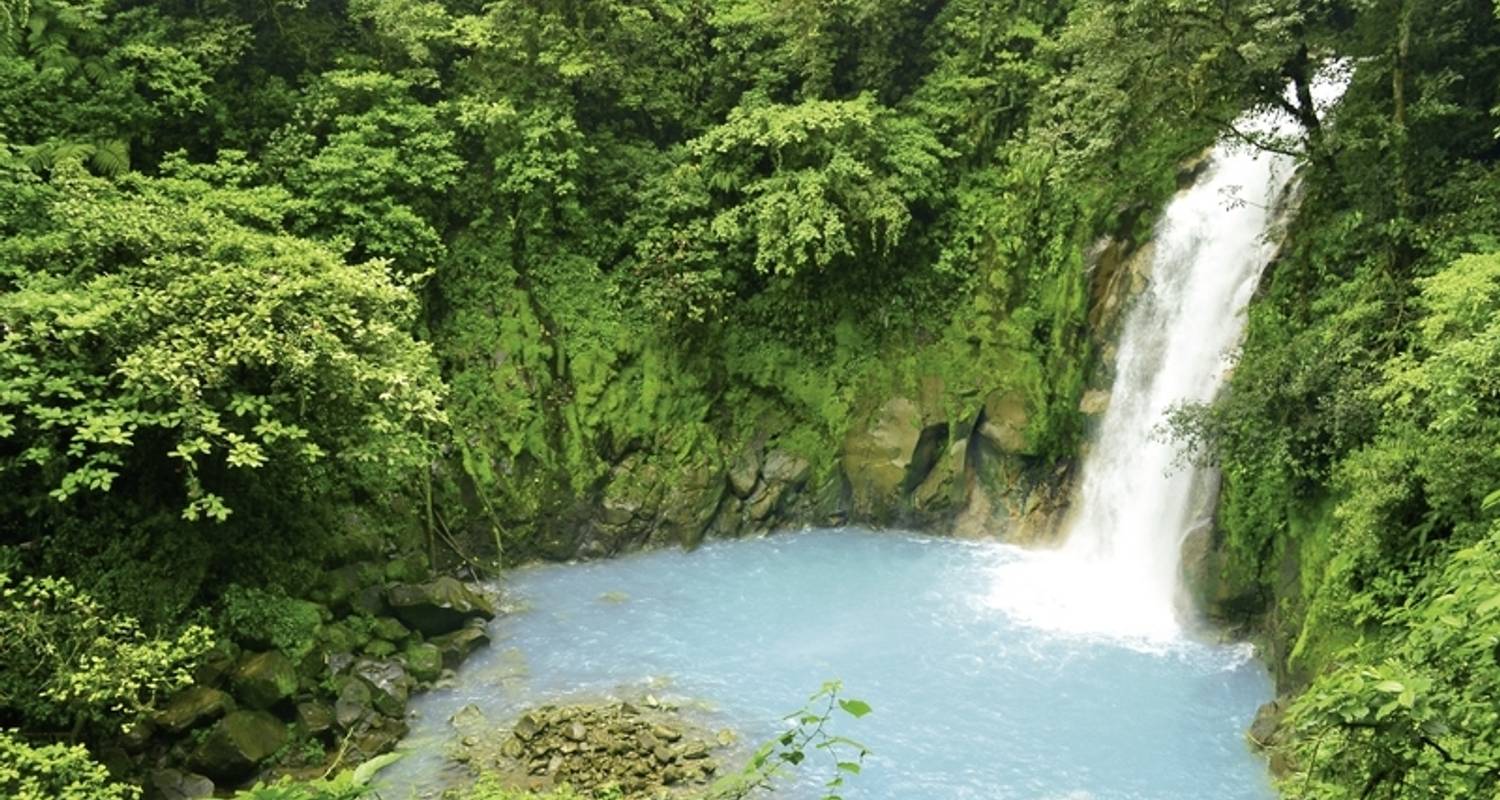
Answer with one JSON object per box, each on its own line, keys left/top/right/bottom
{"left": 363, "top": 639, "right": 398, "bottom": 658}
{"left": 744, "top": 481, "right": 786, "bottom": 522}
{"left": 296, "top": 701, "right": 335, "bottom": 735}
{"left": 350, "top": 717, "right": 408, "bottom": 761}
{"left": 188, "top": 711, "right": 287, "bottom": 780}
{"left": 656, "top": 455, "right": 726, "bottom": 550}
{"left": 335, "top": 679, "right": 374, "bottom": 730}
{"left": 147, "top": 769, "right": 214, "bottom": 800}
{"left": 387, "top": 577, "right": 496, "bottom": 636}
{"left": 321, "top": 564, "right": 365, "bottom": 612}
{"left": 760, "top": 450, "right": 811, "bottom": 487}
{"left": 913, "top": 439, "right": 969, "bottom": 515}
{"left": 350, "top": 585, "right": 388, "bottom": 617}
{"left": 430, "top": 621, "right": 492, "bottom": 668}
{"left": 403, "top": 641, "right": 444, "bottom": 683}
{"left": 351, "top": 657, "right": 412, "bottom": 718}
{"left": 230, "top": 651, "right": 298, "bottom": 710}
{"left": 191, "top": 642, "right": 239, "bottom": 689}
{"left": 371, "top": 616, "right": 411, "bottom": 642}
{"left": 842, "top": 397, "right": 946, "bottom": 519}
{"left": 156, "top": 686, "right": 235, "bottom": 734}
{"left": 726, "top": 451, "right": 760, "bottom": 499}
{"left": 843, "top": 398, "right": 923, "bottom": 508}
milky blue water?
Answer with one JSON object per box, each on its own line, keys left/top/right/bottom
{"left": 382, "top": 529, "right": 1274, "bottom": 799}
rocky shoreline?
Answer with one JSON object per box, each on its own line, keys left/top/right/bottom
{"left": 135, "top": 564, "right": 498, "bottom": 798}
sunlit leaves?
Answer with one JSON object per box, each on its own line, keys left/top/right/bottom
{"left": 691, "top": 93, "right": 948, "bottom": 277}
{"left": 0, "top": 159, "right": 445, "bottom": 522}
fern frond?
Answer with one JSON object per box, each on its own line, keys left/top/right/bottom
{"left": 89, "top": 140, "right": 129, "bottom": 176}
{"left": 20, "top": 142, "right": 53, "bottom": 172}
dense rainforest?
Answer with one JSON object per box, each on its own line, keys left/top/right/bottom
{"left": 0, "top": 0, "right": 1497, "bottom": 798}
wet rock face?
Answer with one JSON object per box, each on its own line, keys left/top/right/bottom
{"left": 454, "top": 701, "right": 728, "bottom": 798}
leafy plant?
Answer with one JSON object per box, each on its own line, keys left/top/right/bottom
{"left": 0, "top": 569, "right": 211, "bottom": 738}
{"left": 706, "top": 680, "right": 872, "bottom": 800}
{"left": 219, "top": 584, "right": 325, "bottom": 660}
{"left": 0, "top": 729, "right": 138, "bottom": 800}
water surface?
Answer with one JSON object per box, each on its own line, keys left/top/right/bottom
{"left": 383, "top": 530, "right": 1274, "bottom": 799}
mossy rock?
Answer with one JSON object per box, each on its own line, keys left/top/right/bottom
{"left": 371, "top": 616, "right": 411, "bottom": 642}
{"left": 403, "top": 642, "right": 444, "bottom": 683}
{"left": 156, "top": 686, "right": 235, "bottom": 734}
{"left": 230, "top": 651, "right": 299, "bottom": 710}
{"left": 363, "top": 638, "right": 398, "bottom": 658}
{"left": 188, "top": 710, "right": 288, "bottom": 780}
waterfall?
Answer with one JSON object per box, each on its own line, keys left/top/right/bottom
{"left": 986, "top": 77, "right": 1346, "bottom": 645}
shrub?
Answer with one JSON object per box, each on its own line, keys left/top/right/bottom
{"left": 0, "top": 729, "right": 139, "bottom": 800}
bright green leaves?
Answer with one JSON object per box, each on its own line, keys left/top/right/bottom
{"left": 0, "top": 730, "right": 139, "bottom": 800}
{"left": 264, "top": 69, "right": 460, "bottom": 272}
{"left": 0, "top": 569, "right": 212, "bottom": 735}
{"left": 706, "top": 680, "right": 871, "bottom": 800}
{"left": 0, "top": 160, "right": 445, "bottom": 523}
{"left": 837, "top": 698, "right": 872, "bottom": 718}
{"left": 692, "top": 93, "right": 948, "bottom": 277}
{"left": 1278, "top": 519, "right": 1500, "bottom": 799}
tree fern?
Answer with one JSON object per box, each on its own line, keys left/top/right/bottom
{"left": 20, "top": 139, "right": 130, "bottom": 176}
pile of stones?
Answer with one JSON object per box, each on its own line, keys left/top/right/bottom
{"left": 452, "top": 699, "right": 732, "bottom": 798}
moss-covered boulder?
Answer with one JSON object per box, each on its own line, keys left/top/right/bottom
{"left": 403, "top": 641, "right": 444, "bottom": 683}
{"left": 230, "top": 651, "right": 298, "bottom": 710}
{"left": 387, "top": 577, "right": 495, "bottom": 636}
{"left": 296, "top": 701, "right": 335, "bottom": 735}
{"left": 727, "top": 451, "right": 760, "bottom": 499}
{"left": 188, "top": 710, "right": 288, "bottom": 780}
{"left": 655, "top": 455, "right": 726, "bottom": 550}
{"left": 335, "top": 678, "right": 374, "bottom": 730}
{"left": 155, "top": 686, "right": 235, "bottom": 734}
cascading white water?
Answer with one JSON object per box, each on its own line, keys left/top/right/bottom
{"left": 987, "top": 77, "right": 1346, "bottom": 645}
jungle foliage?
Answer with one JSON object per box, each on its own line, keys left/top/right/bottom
{"left": 0, "top": 0, "right": 1496, "bottom": 798}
